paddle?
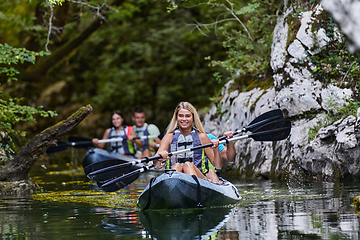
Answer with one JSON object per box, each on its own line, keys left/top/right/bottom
{"left": 98, "top": 165, "right": 154, "bottom": 192}
{"left": 84, "top": 109, "right": 284, "bottom": 179}
{"left": 46, "top": 135, "right": 158, "bottom": 154}
{"left": 217, "top": 108, "right": 284, "bottom": 141}
{"left": 88, "top": 119, "right": 291, "bottom": 185}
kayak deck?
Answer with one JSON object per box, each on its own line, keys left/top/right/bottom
{"left": 82, "top": 148, "right": 143, "bottom": 168}
{"left": 137, "top": 170, "right": 241, "bottom": 210}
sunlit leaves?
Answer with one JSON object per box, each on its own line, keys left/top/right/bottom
{"left": 47, "top": 0, "right": 67, "bottom": 6}
{"left": 235, "top": 2, "right": 260, "bottom": 15}
{"left": 0, "top": 43, "right": 55, "bottom": 159}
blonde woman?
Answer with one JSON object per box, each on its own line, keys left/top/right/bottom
{"left": 154, "top": 102, "right": 222, "bottom": 183}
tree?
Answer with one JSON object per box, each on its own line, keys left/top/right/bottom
{"left": 0, "top": 43, "right": 56, "bottom": 162}
{"left": 0, "top": 105, "right": 92, "bottom": 194}
{"left": 1, "top": 0, "right": 230, "bottom": 140}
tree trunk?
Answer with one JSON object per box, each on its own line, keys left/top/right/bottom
{"left": 0, "top": 104, "right": 93, "bottom": 183}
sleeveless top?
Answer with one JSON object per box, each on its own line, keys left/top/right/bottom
{"left": 108, "top": 126, "right": 135, "bottom": 156}
{"left": 167, "top": 128, "right": 210, "bottom": 173}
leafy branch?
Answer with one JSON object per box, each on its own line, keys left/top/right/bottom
{"left": 0, "top": 43, "right": 56, "bottom": 162}
{"left": 174, "top": 0, "right": 278, "bottom": 84}
{"left": 42, "top": 0, "right": 114, "bottom": 51}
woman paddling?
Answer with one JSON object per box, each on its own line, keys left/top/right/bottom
{"left": 92, "top": 110, "right": 143, "bottom": 158}
{"left": 153, "top": 102, "right": 223, "bottom": 183}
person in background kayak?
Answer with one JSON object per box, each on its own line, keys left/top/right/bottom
{"left": 207, "top": 131, "right": 236, "bottom": 162}
{"left": 92, "top": 110, "right": 143, "bottom": 158}
{"left": 153, "top": 101, "right": 222, "bottom": 183}
{"left": 132, "top": 108, "right": 161, "bottom": 158}
{"left": 206, "top": 131, "right": 237, "bottom": 181}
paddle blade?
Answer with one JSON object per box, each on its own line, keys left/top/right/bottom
{"left": 85, "top": 159, "right": 135, "bottom": 179}
{"left": 85, "top": 155, "right": 161, "bottom": 181}
{"left": 250, "top": 119, "right": 291, "bottom": 141}
{"left": 46, "top": 141, "right": 70, "bottom": 154}
{"left": 99, "top": 170, "right": 141, "bottom": 192}
{"left": 85, "top": 159, "right": 120, "bottom": 176}
{"left": 93, "top": 166, "right": 135, "bottom": 182}
{"left": 245, "top": 109, "right": 284, "bottom": 132}
{"left": 68, "top": 136, "right": 92, "bottom": 142}
{"left": 68, "top": 136, "right": 94, "bottom": 148}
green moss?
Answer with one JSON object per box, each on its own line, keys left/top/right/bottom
{"left": 33, "top": 189, "right": 139, "bottom": 209}
{"left": 307, "top": 99, "right": 360, "bottom": 141}
{"left": 286, "top": 13, "right": 301, "bottom": 50}
{"left": 245, "top": 168, "right": 255, "bottom": 178}
{"left": 231, "top": 74, "right": 274, "bottom": 96}
{"left": 248, "top": 77, "right": 274, "bottom": 91}
{"left": 224, "top": 167, "right": 241, "bottom": 177}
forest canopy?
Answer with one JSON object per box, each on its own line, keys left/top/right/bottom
{"left": 0, "top": 0, "right": 280, "bottom": 156}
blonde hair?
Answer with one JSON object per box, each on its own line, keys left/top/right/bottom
{"left": 166, "top": 101, "right": 205, "bottom": 134}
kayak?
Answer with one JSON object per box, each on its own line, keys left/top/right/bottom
{"left": 82, "top": 148, "right": 143, "bottom": 168}
{"left": 137, "top": 170, "right": 241, "bottom": 210}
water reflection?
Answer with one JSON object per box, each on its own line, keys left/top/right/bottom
{"left": 140, "top": 208, "right": 232, "bottom": 239}
{"left": 99, "top": 207, "right": 233, "bottom": 239}
{"left": 98, "top": 210, "right": 144, "bottom": 237}
{"left": 1, "top": 151, "right": 360, "bottom": 239}
{"left": 225, "top": 181, "right": 360, "bottom": 239}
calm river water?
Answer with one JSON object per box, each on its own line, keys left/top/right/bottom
{"left": 1, "top": 149, "right": 360, "bottom": 239}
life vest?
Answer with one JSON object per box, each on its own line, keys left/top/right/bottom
{"left": 206, "top": 134, "right": 221, "bottom": 174}
{"left": 167, "top": 128, "right": 210, "bottom": 174}
{"left": 133, "top": 124, "right": 150, "bottom": 150}
{"left": 108, "top": 126, "right": 135, "bottom": 156}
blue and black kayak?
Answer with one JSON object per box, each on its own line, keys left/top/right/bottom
{"left": 137, "top": 170, "right": 241, "bottom": 210}
{"left": 82, "top": 148, "right": 144, "bottom": 169}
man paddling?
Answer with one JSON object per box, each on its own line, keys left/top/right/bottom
{"left": 207, "top": 131, "right": 236, "bottom": 163}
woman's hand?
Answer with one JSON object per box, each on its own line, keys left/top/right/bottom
{"left": 224, "top": 131, "right": 234, "bottom": 139}
{"left": 154, "top": 149, "right": 168, "bottom": 169}
{"left": 210, "top": 139, "right": 219, "bottom": 149}
{"left": 92, "top": 138, "right": 99, "bottom": 147}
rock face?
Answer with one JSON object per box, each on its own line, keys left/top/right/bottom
{"left": 321, "top": 0, "right": 360, "bottom": 54}
{"left": 202, "top": 4, "right": 360, "bottom": 182}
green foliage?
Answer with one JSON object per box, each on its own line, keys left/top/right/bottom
{"left": 216, "top": 103, "right": 223, "bottom": 117}
{"left": 44, "top": 0, "right": 67, "bottom": 6}
{"left": 0, "top": 43, "right": 49, "bottom": 81}
{"left": 0, "top": 43, "right": 56, "bottom": 162}
{"left": 176, "top": 0, "right": 279, "bottom": 99}
{"left": 301, "top": 11, "right": 360, "bottom": 142}
{"left": 309, "top": 14, "right": 360, "bottom": 88}
{"left": 328, "top": 98, "right": 360, "bottom": 122}
{"left": 0, "top": 0, "right": 278, "bottom": 140}
{"left": 307, "top": 98, "right": 360, "bottom": 141}
{"left": 47, "top": 0, "right": 229, "bottom": 132}
{"left": 201, "top": 0, "right": 278, "bottom": 79}
{"left": 0, "top": 1, "right": 43, "bottom": 47}
{"left": 307, "top": 120, "right": 323, "bottom": 141}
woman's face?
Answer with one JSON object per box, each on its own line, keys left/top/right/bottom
{"left": 112, "top": 113, "right": 123, "bottom": 128}
{"left": 177, "top": 109, "right": 193, "bottom": 130}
